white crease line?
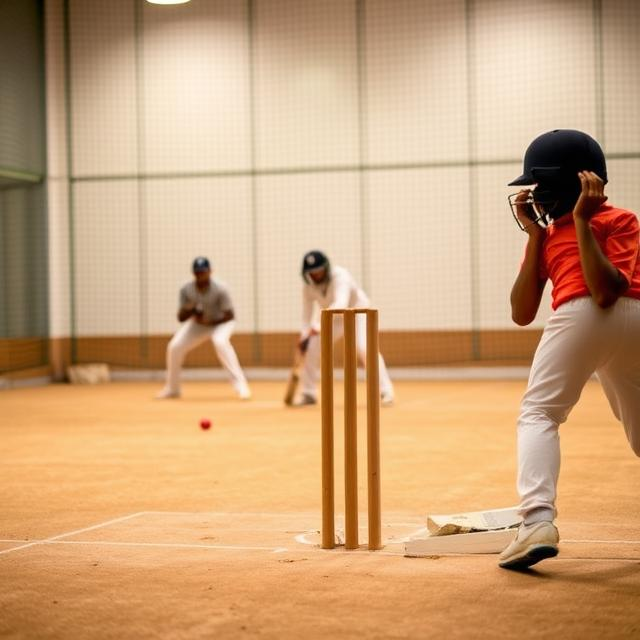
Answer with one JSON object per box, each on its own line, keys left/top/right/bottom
{"left": 142, "top": 511, "right": 321, "bottom": 517}
{"left": 0, "top": 539, "right": 30, "bottom": 544}
{"left": 140, "top": 511, "right": 320, "bottom": 520}
{"left": 0, "top": 512, "right": 147, "bottom": 556}
{"left": 295, "top": 530, "right": 423, "bottom": 548}
{"left": 45, "top": 540, "right": 288, "bottom": 553}
{"left": 563, "top": 539, "right": 640, "bottom": 545}
{"left": 558, "top": 557, "right": 640, "bottom": 562}
{"left": 141, "top": 511, "right": 424, "bottom": 527}
{"left": 402, "top": 553, "right": 640, "bottom": 561}
{"left": 295, "top": 533, "right": 316, "bottom": 546}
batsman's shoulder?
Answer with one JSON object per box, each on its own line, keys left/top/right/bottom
{"left": 597, "top": 204, "right": 637, "bottom": 225}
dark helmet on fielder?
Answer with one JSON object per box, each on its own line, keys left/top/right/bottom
{"left": 508, "top": 129, "right": 608, "bottom": 230}
{"left": 192, "top": 256, "right": 211, "bottom": 273}
{"left": 301, "top": 250, "right": 331, "bottom": 285}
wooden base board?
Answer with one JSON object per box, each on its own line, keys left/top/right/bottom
{"left": 1, "top": 329, "right": 542, "bottom": 375}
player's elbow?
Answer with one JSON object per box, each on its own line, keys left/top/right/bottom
{"left": 510, "top": 300, "right": 537, "bottom": 326}
{"left": 593, "top": 291, "right": 619, "bottom": 309}
{"left": 510, "top": 284, "right": 543, "bottom": 327}
{"left": 593, "top": 279, "right": 628, "bottom": 309}
{"left": 511, "top": 311, "right": 534, "bottom": 326}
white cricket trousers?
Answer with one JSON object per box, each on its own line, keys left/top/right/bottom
{"left": 164, "top": 319, "right": 249, "bottom": 395}
{"left": 300, "top": 313, "right": 394, "bottom": 398}
{"left": 518, "top": 296, "right": 640, "bottom": 524}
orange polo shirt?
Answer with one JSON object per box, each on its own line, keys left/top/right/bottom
{"left": 540, "top": 204, "right": 640, "bottom": 310}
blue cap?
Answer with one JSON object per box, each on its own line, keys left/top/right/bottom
{"left": 192, "top": 257, "right": 211, "bottom": 273}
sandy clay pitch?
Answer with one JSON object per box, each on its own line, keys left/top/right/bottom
{"left": 1, "top": 380, "right": 639, "bottom": 639}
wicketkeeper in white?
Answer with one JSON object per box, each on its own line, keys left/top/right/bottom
{"left": 294, "top": 250, "right": 394, "bottom": 407}
{"left": 156, "top": 257, "right": 251, "bottom": 400}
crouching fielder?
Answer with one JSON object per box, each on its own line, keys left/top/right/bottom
{"left": 156, "top": 257, "right": 251, "bottom": 401}
{"left": 292, "top": 250, "right": 394, "bottom": 407}
{"left": 500, "top": 130, "right": 640, "bottom": 570}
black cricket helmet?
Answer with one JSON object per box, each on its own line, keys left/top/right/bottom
{"left": 301, "top": 250, "right": 331, "bottom": 284}
{"left": 508, "top": 129, "right": 607, "bottom": 230}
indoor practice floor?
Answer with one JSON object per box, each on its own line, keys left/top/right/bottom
{"left": 1, "top": 379, "right": 639, "bottom": 639}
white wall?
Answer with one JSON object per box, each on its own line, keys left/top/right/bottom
{"left": 253, "top": 0, "right": 360, "bottom": 170}
{"left": 69, "top": 0, "right": 138, "bottom": 177}
{"left": 255, "top": 171, "right": 363, "bottom": 331}
{"left": 472, "top": 0, "right": 598, "bottom": 160}
{"left": 142, "top": 0, "right": 251, "bottom": 174}
{"left": 365, "top": 0, "right": 469, "bottom": 166}
{"left": 603, "top": 0, "right": 640, "bottom": 153}
{"left": 45, "top": 0, "right": 640, "bottom": 345}
{"left": 145, "top": 177, "right": 255, "bottom": 334}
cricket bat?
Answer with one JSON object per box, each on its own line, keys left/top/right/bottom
{"left": 283, "top": 347, "right": 305, "bottom": 406}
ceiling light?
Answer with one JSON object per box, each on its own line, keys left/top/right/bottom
{"left": 146, "top": 0, "right": 191, "bottom": 5}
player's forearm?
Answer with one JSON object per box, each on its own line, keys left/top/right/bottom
{"left": 177, "top": 307, "right": 195, "bottom": 322}
{"left": 574, "top": 218, "right": 628, "bottom": 308}
{"left": 301, "top": 289, "right": 314, "bottom": 334}
{"left": 300, "top": 315, "right": 313, "bottom": 336}
{"left": 510, "top": 236, "right": 546, "bottom": 326}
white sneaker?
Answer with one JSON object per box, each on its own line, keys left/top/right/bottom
{"left": 238, "top": 387, "right": 252, "bottom": 401}
{"left": 498, "top": 521, "right": 559, "bottom": 570}
{"left": 292, "top": 393, "right": 317, "bottom": 407}
{"left": 155, "top": 388, "right": 180, "bottom": 399}
{"left": 381, "top": 392, "right": 394, "bottom": 406}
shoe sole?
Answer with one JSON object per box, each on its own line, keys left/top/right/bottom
{"left": 499, "top": 544, "right": 559, "bottom": 570}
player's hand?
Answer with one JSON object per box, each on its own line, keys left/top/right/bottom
{"left": 298, "top": 328, "right": 319, "bottom": 354}
{"left": 573, "top": 171, "right": 607, "bottom": 222}
{"left": 178, "top": 305, "right": 197, "bottom": 322}
{"left": 298, "top": 336, "right": 310, "bottom": 353}
{"left": 514, "top": 190, "right": 545, "bottom": 238}
{"left": 190, "top": 303, "right": 204, "bottom": 323}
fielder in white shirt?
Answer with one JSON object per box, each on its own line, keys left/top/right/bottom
{"left": 156, "top": 257, "right": 251, "bottom": 400}
{"left": 294, "top": 250, "right": 394, "bottom": 406}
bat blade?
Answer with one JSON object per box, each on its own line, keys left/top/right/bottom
{"left": 284, "top": 347, "right": 305, "bottom": 406}
{"left": 283, "top": 370, "right": 300, "bottom": 406}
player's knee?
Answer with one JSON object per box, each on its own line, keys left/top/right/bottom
{"left": 518, "top": 407, "right": 561, "bottom": 432}
{"left": 166, "top": 336, "right": 186, "bottom": 357}
{"left": 212, "top": 336, "right": 228, "bottom": 350}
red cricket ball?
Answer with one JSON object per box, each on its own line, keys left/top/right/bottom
{"left": 199, "top": 418, "right": 211, "bottom": 430}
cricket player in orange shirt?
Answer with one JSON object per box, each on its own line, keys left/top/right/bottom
{"left": 499, "top": 130, "right": 640, "bottom": 570}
